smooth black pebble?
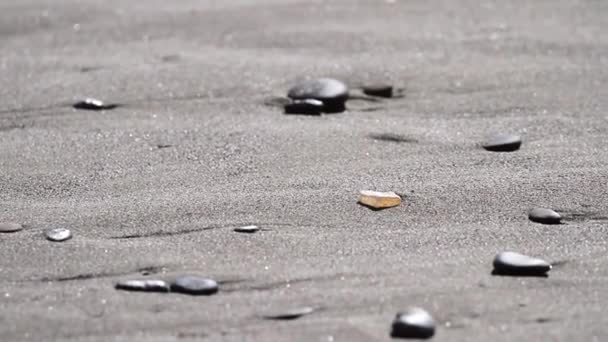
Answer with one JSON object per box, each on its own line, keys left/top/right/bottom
{"left": 45, "top": 228, "right": 72, "bottom": 242}
{"left": 493, "top": 251, "right": 552, "bottom": 276}
{"left": 170, "top": 276, "right": 219, "bottom": 295}
{"left": 362, "top": 84, "right": 393, "bottom": 98}
{"left": 287, "top": 78, "right": 348, "bottom": 113}
{"left": 115, "top": 279, "right": 170, "bottom": 292}
{"left": 0, "top": 222, "right": 23, "bottom": 233}
{"left": 529, "top": 208, "right": 561, "bottom": 224}
{"left": 261, "top": 306, "right": 316, "bottom": 320}
{"left": 284, "top": 99, "right": 324, "bottom": 115}
{"left": 482, "top": 133, "right": 521, "bottom": 152}
{"left": 73, "top": 98, "right": 118, "bottom": 111}
{"left": 391, "top": 307, "right": 436, "bottom": 339}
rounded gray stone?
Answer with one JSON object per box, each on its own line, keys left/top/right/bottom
{"left": 391, "top": 307, "right": 436, "bottom": 339}
{"left": 45, "top": 228, "right": 72, "bottom": 242}
{"left": 482, "top": 133, "right": 522, "bottom": 152}
{"left": 234, "top": 225, "right": 260, "bottom": 233}
{"left": 287, "top": 78, "right": 348, "bottom": 113}
{"left": 529, "top": 208, "right": 561, "bottom": 224}
{"left": 0, "top": 222, "right": 23, "bottom": 233}
{"left": 115, "top": 279, "right": 170, "bottom": 292}
{"left": 170, "top": 276, "right": 218, "bottom": 295}
{"left": 493, "top": 251, "right": 552, "bottom": 276}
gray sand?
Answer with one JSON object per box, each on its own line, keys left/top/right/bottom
{"left": 1, "top": 0, "right": 608, "bottom": 341}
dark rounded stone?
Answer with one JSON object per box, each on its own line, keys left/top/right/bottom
{"left": 0, "top": 222, "right": 23, "bottom": 233}
{"left": 284, "top": 99, "right": 324, "bottom": 115}
{"left": 362, "top": 84, "right": 393, "bottom": 98}
{"left": 234, "top": 225, "right": 260, "bottom": 233}
{"left": 115, "top": 279, "right": 170, "bottom": 292}
{"left": 261, "top": 306, "right": 316, "bottom": 320}
{"left": 45, "top": 228, "right": 72, "bottom": 242}
{"left": 287, "top": 78, "right": 348, "bottom": 113}
{"left": 170, "top": 276, "right": 218, "bottom": 295}
{"left": 482, "top": 133, "right": 522, "bottom": 152}
{"left": 73, "top": 98, "right": 118, "bottom": 111}
{"left": 391, "top": 307, "right": 436, "bottom": 339}
{"left": 493, "top": 251, "right": 552, "bottom": 276}
{"left": 529, "top": 208, "right": 561, "bottom": 224}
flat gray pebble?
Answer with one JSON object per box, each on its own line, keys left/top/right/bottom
{"left": 45, "top": 228, "right": 72, "bottom": 242}
{"left": 0, "top": 222, "right": 23, "bottom": 233}
{"left": 170, "top": 276, "right": 218, "bottom": 295}
{"left": 391, "top": 307, "right": 436, "bottom": 339}
{"left": 261, "top": 306, "right": 316, "bottom": 320}
{"left": 529, "top": 208, "right": 561, "bottom": 224}
{"left": 493, "top": 251, "right": 552, "bottom": 276}
{"left": 482, "top": 133, "right": 522, "bottom": 152}
{"left": 115, "top": 279, "right": 170, "bottom": 292}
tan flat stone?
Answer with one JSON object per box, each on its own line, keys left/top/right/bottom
{"left": 358, "top": 190, "right": 401, "bottom": 209}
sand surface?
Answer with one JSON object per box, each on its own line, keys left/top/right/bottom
{"left": 1, "top": 0, "right": 608, "bottom": 341}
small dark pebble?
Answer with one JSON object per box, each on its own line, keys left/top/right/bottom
{"left": 391, "top": 307, "right": 436, "bottom": 339}
{"left": 170, "top": 276, "right": 219, "bottom": 295}
{"left": 362, "top": 84, "right": 393, "bottom": 98}
{"left": 73, "top": 98, "right": 118, "bottom": 111}
{"left": 528, "top": 208, "right": 561, "bottom": 224}
{"left": 115, "top": 279, "right": 170, "bottom": 292}
{"left": 482, "top": 133, "right": 521, "bottom": 152}
{"left": 492, "top": 251, "right": 552, "bottom": 276}
{"left": 287, "top": 78, "right": 348, "bottom": 113}
{"left": 234, "top": 225, "right": 260, "bottom": 233}
{"left": 0, "top": 222, "right": 23, "bottom": 233}
{"left": 45, "top": 228, "right": 72, "bottom": 242}
{"left": 261, "top": 306, "right": 316, "bottom": 320}
{"left": 284, "top": 99, "right": 324, "bottom": 115}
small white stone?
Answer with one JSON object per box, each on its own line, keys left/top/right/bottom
{"left": 45, "top": 228, "right": 72, "bottom": 242}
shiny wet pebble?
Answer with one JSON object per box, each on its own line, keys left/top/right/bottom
{"left": 529, "top": 208, "right": 561, "bottom": 224}
{"left": 45, "top": 228, "right": 72, "bottom": 242}
{"left": 73, "top": 98, "right": 118, "bottom": 111}
{"left": 391, "top": 307, "right": 436, "bottom": 339}
{"left": 493, "top": 251, "right": 552, "bottom": 276}
{"left": 287, "top": 78, "right": 348, "bottom": 113}
{"left": 115, "top": 279, "right": 170, "bottom": 292}
{"left": 284, "top": 99, "right": 324, "bottom": 115}
{"left": 234, "top": 225, "right": 260, "bottom": 233}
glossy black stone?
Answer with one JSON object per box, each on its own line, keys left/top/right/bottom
{"left": 482, "top": 134, "right": 522, "bottom": 152}
{"left": 0, "top": 222, "right": 23, "bottom": 233}
{"left": 362, "top": 84, "right": 393, "bottom": 98}
{"left": 170, "top": 276, "right": 218, "bottom": 295}
{"left": 493, "top": 251, "right": 552, "bottom": 276}
{"left": 284, "top": 99, "right": 324, "bottom": 115}
{"left": 529, "top": 208, "right": 561, "bottom": 224}
{"left": 391, "top": 307, "right": 436, "bottom": 339}
{"left": 115, "top": 279, "right": 170, "bottom": 292}
{"left": 287, "top": 78, "right": 348, "bottom": 113}
{"left": 234, "top": 225, "right": 260, "bottom": 233}
{"left": 73, "top": 98, "right": 118, "bottom": 111}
